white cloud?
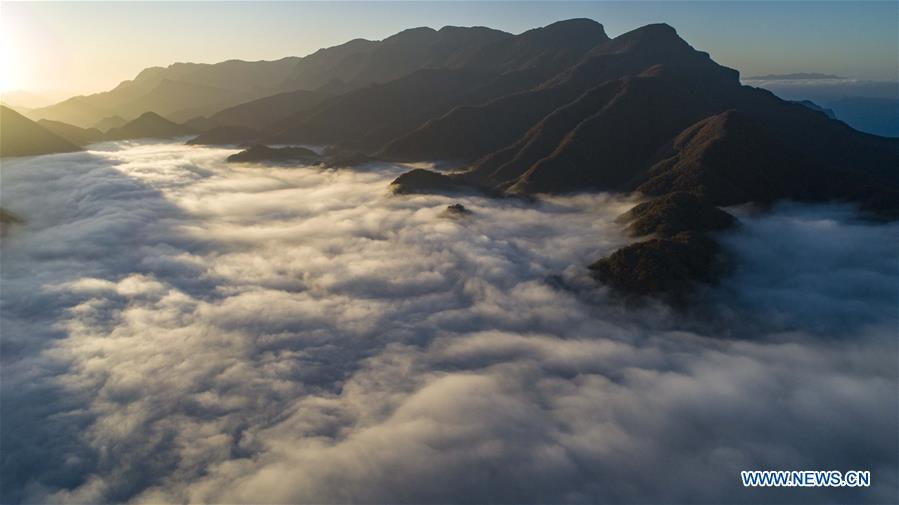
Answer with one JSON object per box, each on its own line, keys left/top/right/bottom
{"left": 0, "top": 142, "right": 895, "bottom": 504}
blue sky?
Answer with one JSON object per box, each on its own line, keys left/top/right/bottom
{"left": 2, "top": 1, "right": 896, "bottom": 95}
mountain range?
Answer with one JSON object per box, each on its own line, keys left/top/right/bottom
{"left": 5, "top": 19, "right": 897, "bottom": 302}
{"left": 25, "top": 20, "right": 605, "bottom": 129}
{"left": 1, "top": 106, "right": 81, "bottom": 157}
{"left": 0, "top": 107, "right": 195, "bottom": 156}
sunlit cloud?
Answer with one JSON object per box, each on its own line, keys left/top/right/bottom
{"left": 0, "top": 142, "right": 896, "bottom": 504}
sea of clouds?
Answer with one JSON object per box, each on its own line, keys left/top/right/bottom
{"left": 1, "top": 142, "right": 896, "bottom": 504}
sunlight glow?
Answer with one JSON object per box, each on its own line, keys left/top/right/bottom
{"left": 0, "top": 23, "right": 23, "bottom": 92}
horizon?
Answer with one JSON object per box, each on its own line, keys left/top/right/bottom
{"left": 1, "top": 1, "right": 897, "bottom": 101}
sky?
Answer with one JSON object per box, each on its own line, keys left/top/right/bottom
{"left": 0, "top": 1, "right": 897, "bottom": 99}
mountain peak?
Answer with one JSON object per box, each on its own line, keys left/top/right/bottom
{"left": 543, "top": 18, "right": 606, "bottom": 32}
{"left": 522, "top": 18, "right": 608, "bottom": 43}
{"left": 137, "top": 111, "right": 169, "bottom": 121}
{"left": 637, "top": 22, "right": 677, "bottom": 35}
{"left": 601, "top": 23, "right": 687, "bottom": 54}
{"left": 106, "top": 111, "right": 192, "bottom": 140}
{"left": 438, "top": 25, "right": 499, "bottom": 33}
{"left": 383, "top": 26, "right": 438, "bottom": 43}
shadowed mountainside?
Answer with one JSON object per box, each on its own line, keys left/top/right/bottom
{"left": 202, "top": 89, "right": 332, "bottom": 130}
{"left": 384, "top": 24, "right": 897, "bottom": 215}
{"left": 29, "top": 21, "right": 601, "bottom": 129}
{"left": 27, "top": 59, "right": 303, "bottom": 127}
{"left": 105, "top": 112, "right": 194, "bottom": 140}
{"left": 266, "top": 19, "right": 610, "bottom": 148}
{"left": 92, "top": 115, "right": 128, "bottom": 132}
{"left": 186, "top": 126, "right": 263, "bottom": 146}
{"left": 1, "top": 106, "right": 81, "bottom": 158}
{"left": 11, "top": 19, "right": 898, "bottom": 303}
{"left": 36, "top": 119, "right": 105, "bottom": 146}
{"left": 226, "top": 144, "right": 320, "bottom": 163}
{"left": 375, "top": 23, "right": 896, "bottom": 301}
{"left": 171, "top": 22, "right": 897, "bottom": 307}
{"left": 2, "top": 109, "right": 200, "bottom": 151}
{"left": 381, "top": 23, "right": 733, "bottom": 162}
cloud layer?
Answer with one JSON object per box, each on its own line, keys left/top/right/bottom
{"left": 1, "top": 142, "right": 896, "bottom": 504}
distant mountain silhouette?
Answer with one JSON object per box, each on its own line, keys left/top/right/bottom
{"left": 447, "top": 19, "right": 612, "bottom": 73}
{"left": 181, "top": 116, "right": 217, "bottom": 132}
{"left": 824, "top": 97, "right": 899, "bottom": 138}
{"left": 1, "top": 106, "right": 81, "bottom": 157}
{"left": 206, "top": 89, "right": 331, "bottom": 129}
{"left": 92, "top": 115, "right": 128, "bottom": 132}
{"left": 105, "top": 112, "right": 194, "bottom": 140}
{"left": 741, "top": 76, "right": 898, "bottom": 136}
{"left": 29, "top": 58, "right": 304, "bottom": 127}
{"left": 37, "top": 119, "right": 104, "bottom": 146}
{"left": 28, "top": 23, "right": 569, "bottom": 129}
{"left": 793, "top": 100, "right": 837, "bottom": 119}
{"left": 126, "top": 78, "right": 256, "bottom": 123}
{"left": 280, "top": 25, "right": 510, "bottom": 91}
{"left": 186, "top": 126, "right": 263, "bottom": 146}
{"left": 28, "top": 20, "right": 608, "bottom": 133}
{"left": 747, "top": 72, "right": 842, "bottom": 80}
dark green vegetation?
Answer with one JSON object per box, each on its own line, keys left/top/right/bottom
{"left": 622, "top": 192, "right": 736, "bottom": 238}
{"left": 226, "top": 145, "right": 320, "bottom": 163}
{"left": 589, "top": 232, "right": 728, "bottom": 306}
{"left": 7, "top": 19, "right": 897, "bottom": 303}
{"left": 597, "top": 192, "right": 738, "bottom": 303}
{"left": 441, "top": 203, "right": 474, "bottom": 218}
{"left": 390, "top": 169, "right": 480, "bottom": 195}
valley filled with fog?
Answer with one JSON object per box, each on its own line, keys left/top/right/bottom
{"left": 1, "top": 142, "right": 896, "bottom": 504}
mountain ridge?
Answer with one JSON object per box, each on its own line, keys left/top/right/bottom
{"left": 7, "top": 19, "right": 896, "bottom": 303}
{"left": 105, "top": 112, "right": 194, "bottom": 140}
{"left": 1, "top": 106, "right": 81, "bottom": 158}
